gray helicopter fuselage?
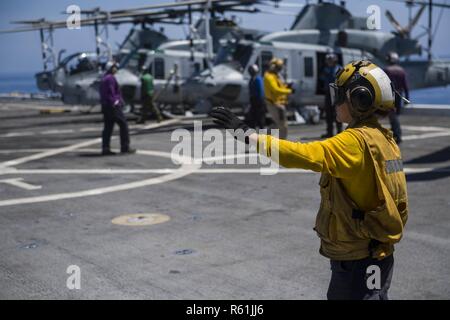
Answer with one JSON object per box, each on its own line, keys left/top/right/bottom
{"left": 34, "top": 29, "right": 170, "bottom": 106}
{"left": 132, "top": 47, "right": 208, "bottom": 106}
{"left": 184, "top": 41, "right": 378, "bottom": 110}
{"left": 260, "top": 29, "right": 422, "bottom": 59}
{"left": 401, "top": 60, "right": 450, "bottom": 90}
{"left": 66, "top": 44, "right": 208, "bottom": 107}
{"left": 184, "top": 40, "right": 450, "bottom": 112}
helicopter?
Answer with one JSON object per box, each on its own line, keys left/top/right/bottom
{"left": 0, "top": 0, "right": 266, "bottom": 111}
{"left": 115, "top": 16, "right": 274, "bottom": 116}
{"left": 181, "top": 0, "right": 450, "bottom": 119}
{"left": 56, "top": 1, "right": 275, "bottom": 114}
{"left": 54, "top": 0, "right": 291, "bottom": 114}
{"left": 184, "top": 39, "right": 380, "bottom": 112}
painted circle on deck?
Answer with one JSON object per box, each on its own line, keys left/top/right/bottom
{"left": 111, "top": 213, "right": 170, "bottom": 226}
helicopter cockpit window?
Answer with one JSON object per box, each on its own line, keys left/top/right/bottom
{"left": 304, "top": 57, "right": 314, "bottom": 78}
{"left": 215, "top": 43, "right": 253, "bottom": 71}
{"left": 120, "top": 52, "right": 141, "bottom": 73}
{"left": 154, "top": 58, "right": 165, "bottom": 79}
{"left": 66, "top": 54, "right": 97, "bottom": 75}
{"left": 194, "top": 62, "right": 201, "bottom": 74}
{"left": 147, "top": 62, "right": 154, "bottom": 75}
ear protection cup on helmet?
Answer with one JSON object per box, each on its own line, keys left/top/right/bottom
{"left": 349, "top": 86, "right": 373, "bottom": 112}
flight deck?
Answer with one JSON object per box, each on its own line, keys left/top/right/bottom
{"left": 1, "top": 99, "right": 449, "bottom": 299}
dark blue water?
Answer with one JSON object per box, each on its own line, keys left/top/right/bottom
{"left": 409, "top": 86, "right": 450, "bottom": 104}
{"left": 0, "top": 72, "right": 40, "bottom": 94}
{"left": 0, "top": 72, "right": 449, "bottom": 104}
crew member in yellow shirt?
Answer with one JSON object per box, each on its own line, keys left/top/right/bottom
{"left": 210, "top": 60, "right": 408, "bottom": 300}
{"left": 264, "top": 58, "right": 292, "bottom": 139}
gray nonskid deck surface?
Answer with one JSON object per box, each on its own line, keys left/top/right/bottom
{"left": 1, "top": 101, "right": 449, "bottom": 299}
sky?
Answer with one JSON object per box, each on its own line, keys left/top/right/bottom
{"left": 0, "top": 0, "right": 449, "bottom": 74}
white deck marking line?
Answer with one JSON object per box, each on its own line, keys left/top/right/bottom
{"left": 402, "top": 125, "right": 450, "bottom": 132}
{"left": 194, "top": 167, "right": 450, "bottom": 174}
{"left": 0, "top": 169, "right": 178, "bottom": 174}
{"left": 0, "top": 178, "right": 42, "bottom": 190}
{"left": 0, "top": 128, "right": 96, "bottom": 138}
{"left": 79, "top": 127, "right": 101, "bottom": 132}
{"left": 403, "top": 131, "right": 450, "bottom": 141}
{"left": 0, "top": 119, "right": 181, "bottom": 140}
{"left": 0, "top": 149, "right": 53, "bottom": 154}
{"left": 1, "top": 138, "right": 102, "bottom": 168}
{"left": 403, "top": 167, "right": 450, "bottom": 173}
{"left": 1, "top": 167, "right": 449, "bottom": 175}
{"left": 0, "top": 104, "right": 73, "bottom": 112}
{"left": 143, "top": 119, "right": 181, "bottom": 129}
{"left": 41, "top": 129, "right": 75, "bottom": 135}
{"left": 0, "top": 145, "right": 449, "bottom": 207}
{"left": 0, "top": 148, "right": 101, "bottom": 154}
{"left": 0, "top": 122, "right": 449, "bottom": 140}
{"left": 195, "top": 168, "right": 310, "bottom": 173}
{"left": 0, "top": 165, "right": 198, "bottom": 207}
{"left": 133, "top": 119, "right": 182, "bottom": 132}
{"left": 0, "top": 168, "right": 308, "bottom": 174}
{"left": 1, "top": 148, "right": 449, "bottom": 176}
{"left": 0, "top": 119, "right": 180, "bottom": 168}
{"left": 0, "top": 150, "right": 199, "bottom": 208}
{"left": 0, "top": 132, "right": 34, "bottom": 138}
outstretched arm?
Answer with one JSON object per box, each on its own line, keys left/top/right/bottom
{"left": 210, "top": 107, "right": 365, "bottom": 178}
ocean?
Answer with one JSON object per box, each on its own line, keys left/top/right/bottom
{"left": 0, "top": 72, "right": 41, "bottom": 94}
{"left": 0, "top": 72, "right": 449, "bottom": 104}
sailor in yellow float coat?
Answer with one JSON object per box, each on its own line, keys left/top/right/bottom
{"left": 263, "top": 59, "right": 292, "bottom": 106}
{"left": 264, "top": 58, "right": 292, "bottom": 139}
{"left": 210, "top": 60, "right": 408, "bottom": 300}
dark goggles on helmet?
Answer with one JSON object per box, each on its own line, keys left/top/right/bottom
{"left": 329, "top": 83, "right": 347, "bottom": 106}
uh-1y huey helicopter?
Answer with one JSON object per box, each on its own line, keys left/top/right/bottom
{"left": 0, "top": 4, "right": 173, "bottom": 107}
{"left": 87, "top": 0, "right": 299, "bottom": 116}
{"left": 115, "top": 4, "right": 283, "bottom": 116}
{"left": 0, "top": 0, "right": 272, "bottom": 113}
{"left": 183, "top": 0, "right": 450, "bottom": 120}
{"left": 64, "top": 0, "right": 291, "bottom": 116}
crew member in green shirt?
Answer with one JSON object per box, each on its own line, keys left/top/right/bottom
{"left": 138, "top": 65, "right": 163, "bottom": 124}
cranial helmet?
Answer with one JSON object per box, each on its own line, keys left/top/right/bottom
{"left": 386, "top": 52, "right": 400, "bottom": 64}
{"left": 325, "top": 52, "right": 338, "bottom": 62}
{"left": 269, "top": 58, "right": 284, "bottom": 68}
{"left": 248, "top": 64, "right": 259, "bottom": 75}
{"left": 105, "top": 61, "right": 119, "bottom": 73}
{"left": 329, "top": 60, "right": 396, "bottom": 119}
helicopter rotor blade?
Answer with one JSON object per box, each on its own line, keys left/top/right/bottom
{"left": 1, "top": 0, "right": 261, "bottom": 35}
{"left": 109, "top": 0, "right": 258, "bottom": 14}
{"left": 385, "top": 10, "right": 407, "bottom": 37}
{"left": 257, "top": 9, "right": 298, "bottom": 16}
{"left": 258, "top": 1, "right": 305, "bottom": 8}
{"left": 384, "top": 0, "right": 450, "bottom": 9}
{"left": 11, "top": 19, "right": 48, "bottom": 25}
{"left": 405, "top": 4, "right": 427, "bottom": 34}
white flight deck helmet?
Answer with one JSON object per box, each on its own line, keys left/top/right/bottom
{"left": 386, "top": 52, "right": 400, "bottom": 64}
{"left": 248, "top": 64, "right": 259, "bottom": 76}
{"left": 325, "top": 52, "right": 338, "bottom": 63}
{"left": 105, "top": 61, "right": 119, "bottom": 74}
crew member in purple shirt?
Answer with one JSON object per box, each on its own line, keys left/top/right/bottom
{"left": 99, "top": 61, "right": 136, "bottom": 155}
{"left": 384, "top": 52, "right": 410, "bottom": 144}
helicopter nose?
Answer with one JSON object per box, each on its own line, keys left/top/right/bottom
{"left": 212, "top": 64, "right": 244, "bottom": 81}
{"left": 190, "top": 65, "right": 243, "bottom": 94}
{"left": 115, "top": 69, "right": 139, "bottom": 86}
